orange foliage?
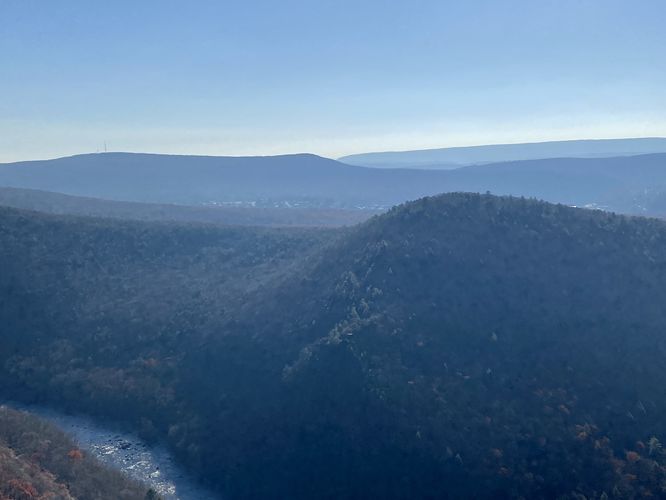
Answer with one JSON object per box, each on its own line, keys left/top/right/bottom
{"left": 7, "top": 479, "right": 38, "bottom": 498}
{"left": 626, "top": 451, "right": 641, "bottom": 463}
{"left": 67, "top": 449, "right": 83, "bottom": 460}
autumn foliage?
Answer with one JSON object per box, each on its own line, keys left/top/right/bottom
{"left": 0, "top": 407, "right": 155, "bottom": 499}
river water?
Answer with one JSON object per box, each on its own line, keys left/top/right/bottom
{"left": 3, "top": 402, "right": 220, "bottom": 500}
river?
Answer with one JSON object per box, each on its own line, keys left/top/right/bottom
{"left": 3, "top": 402, "right": 220, "bottom": 500}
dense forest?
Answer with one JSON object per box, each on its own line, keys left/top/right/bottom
{"left": 3, "top": 193, "right": 666, "bottom": 498}
{"left": 0, "top": 406, "right": 157, "bottom": 499}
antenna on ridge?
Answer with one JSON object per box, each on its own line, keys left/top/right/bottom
{"left": 104, "top": 141, "right": 107, "bottom": 153}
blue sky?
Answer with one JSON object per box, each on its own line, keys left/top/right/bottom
{"left": 1, "top": 0, "right": 665, "bottom": 162}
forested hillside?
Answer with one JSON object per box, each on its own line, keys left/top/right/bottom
{"left": 0, "top": 406, "right": 156, "bottom": 499}
{"left": 3, "top": 194, "right": 666, "bottom": 498}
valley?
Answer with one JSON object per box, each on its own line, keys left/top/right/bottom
{"left": 2, "top": 402, "right": 217, "bottom": 500}
{"left": 3, "top": 192, "right": 666, "bottom": 498}
{"left": 5, "top": 2, "right": 665, "bottom": 497}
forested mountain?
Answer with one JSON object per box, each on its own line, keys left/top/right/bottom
{"left": 0, "top": 406, "right": 156, "bottom": 499}
{"left": 1, "top": 152, "right": 666, "bottom": 216}
{"left": 0, "top": 187, "right": 377, "bottom": 227}
{"left": 3, "top": 193, "right": 666, "bottom": 498}
{"left": 0, "top": 153, "right": 373, "bottom": 207}
{"left": 340, "top": 137, "right": 666, "bottom": 168}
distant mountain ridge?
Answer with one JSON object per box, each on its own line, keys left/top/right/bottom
{"left": 0, "top": 152, "right": 358, "bottom": 206}
{"left": 2, "top": 151, "right": 666, "bottom": 216}
{"left": 339, "top": 137, "right": 666, "bottom": 169}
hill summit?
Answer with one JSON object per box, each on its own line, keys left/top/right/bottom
{"left": 3, "top": 193, "right": 666, "bottom": 498}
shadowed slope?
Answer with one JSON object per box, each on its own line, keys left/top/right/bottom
{"left": 3, "top": 194, "right": 666, "bottom": 498}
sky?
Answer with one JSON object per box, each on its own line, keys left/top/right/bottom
{"left": 1, "top": 0, "right": 665, "bottom": 162}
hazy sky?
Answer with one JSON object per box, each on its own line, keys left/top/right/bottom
{"left": 2, "top": 0, "right": 665, "bottom": 162}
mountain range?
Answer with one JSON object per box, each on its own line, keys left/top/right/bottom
{"left": 1, "top": 151, "right": 666, "bottom": 216}
{"left": 340, "top": 137, "right": 666, "bottom": 169}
